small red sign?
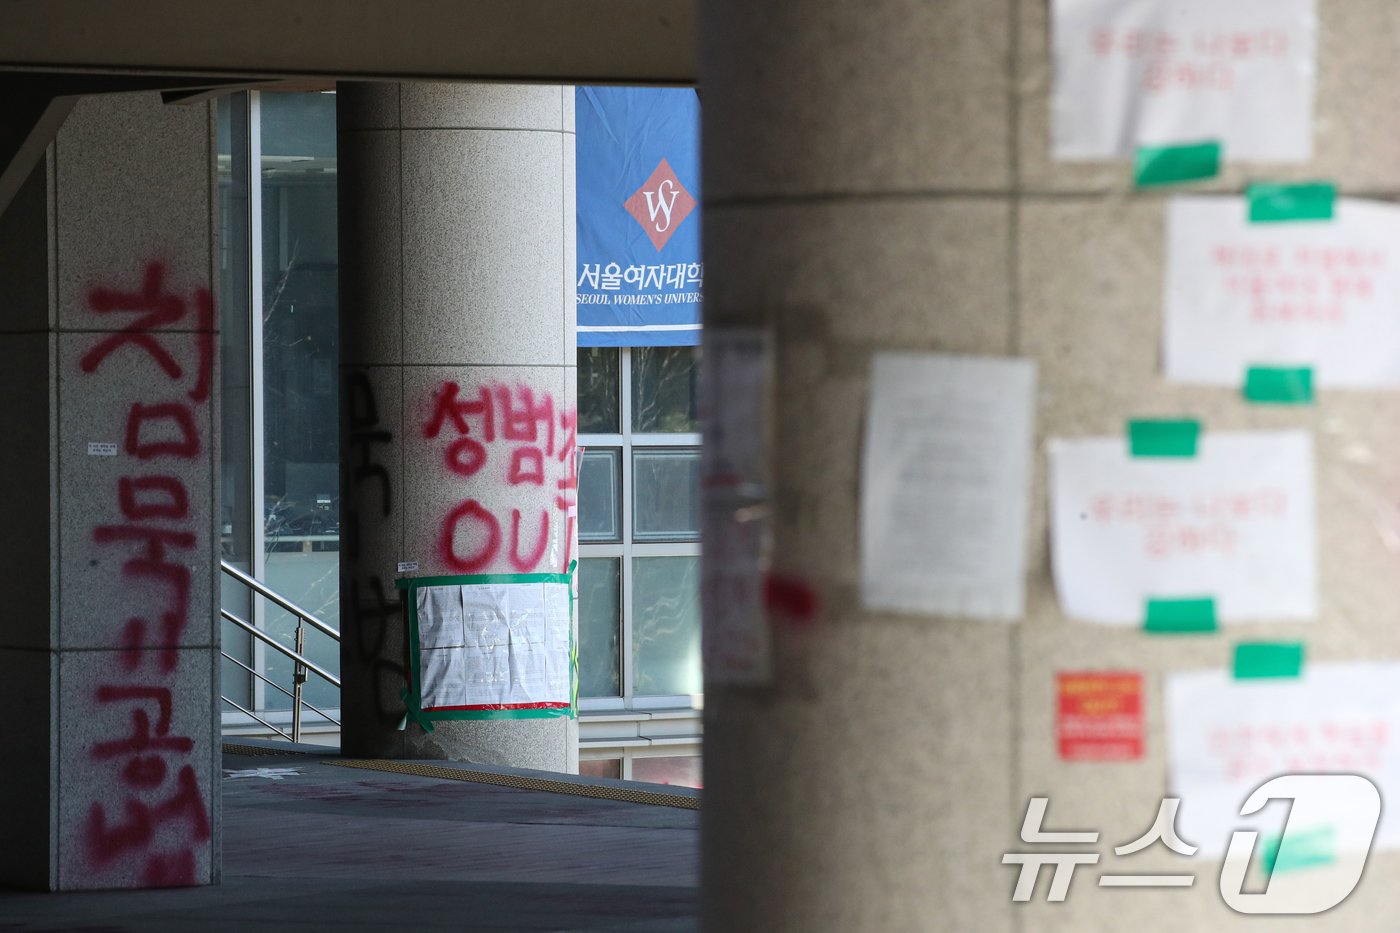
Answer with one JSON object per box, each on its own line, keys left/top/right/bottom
{"left": 1057, "top": 672, "right": 1144, "bottom": 761}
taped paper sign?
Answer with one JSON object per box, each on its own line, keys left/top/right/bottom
{"left": 401, "top": 574, "right": 573, "bottom": 719}
{"left": 1165, "top": 196, "right": 1400, "bottom": 387}
{"left": 1052, "top": 0, "right": 1317, "bottom": 162}
{"left": 1167, "top": 663, "right": 1400, "bottom": 857}
{"left": 700, "top": 329, "right": 772, "bottom": 684}
{"left": 861, "top": 353, "right": 1036, "bottom": 619}
{"left": 1057, "top": 671, "right": 1144, "bottom": 761}
{"left": 1049, "top": 431, "right": 1315, "bottom": 624}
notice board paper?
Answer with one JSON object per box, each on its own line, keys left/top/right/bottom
{"left": 1167, "top": 663, "right": 1400, "bottom": 858}
{"left": 1058, "top": 671, "right": 1144, "bottom": 761}
{"left": 1049, "top": 431, "right": 1316, "bottom": 624}
{"left": 861, "top": 353, "right": 1036, "bottom": 619}
{"left": 415, "top": 581, "right": 571, "bottom": 710}
{"left": 700, "top": 329, "right": 773, "bottom": 684}
{"left": 1052, "top": 0, "right": 1317, "bottom": 162}
{"left": 1165, "top": 196, "right": 1400, "bottom": 387}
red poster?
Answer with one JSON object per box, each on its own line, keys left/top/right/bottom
{"left": 1057, "top": 672, "right": 1143, "bottom": 761}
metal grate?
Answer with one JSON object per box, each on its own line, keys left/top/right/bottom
{"left": 222, "top": 741, "right": 324, "bottom": 758}
{"left": 323, "top": 758, "right": 701, "bottom": 810}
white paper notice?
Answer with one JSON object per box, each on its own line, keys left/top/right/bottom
{"left": 415, "top": 581, "right": 570, "bottom": 709}
{"left": 700, "top": 329, "right": 773, "bottom": 684}
{"left": 1052, "top": 0, "right": 1317, "bottom": 161}
{"left": 1165, "top": 196, "right": 1400, "bottom": 387}
{"left": 1167, "top": 663, "right": 1400, "bottom": 857}
{"left": 1049, "top": 431, "right": 1315, "bottom": 624}
{"left": 860, "top": 353, "right": 1036, "bottom": 619}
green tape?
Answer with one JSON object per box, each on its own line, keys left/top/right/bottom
{"left": 396, "top": 571, "right": 571, "bottom": 590}
{"left": 1263, "top": 827, "right": 1336, "bottom": 876}
{"left": 1248, "top": 182, "right": 1336, "bottom": 223}
{"left": 1135, "top": 141, "right": 1222, "bottom": 187}
{"left": 412, "top": 707, "right": 573, "bottom": 722}
{"left": 399, "top": 687, "right": 435, "bottom": 733}
{"left": 1244, "top": 366, "right": 1314, "bottom": 404}
{"left": 1144, "top": 597, "right": 1217, "bottom": 633}
{"left": 571, "top": 638, "right": 580, "bottom": 710}
{"left": 1129, "top": 419, "right": 1200, "bottom": 457}
{"left": 1234, "top": 642, "right": 1305, "bottom": 679}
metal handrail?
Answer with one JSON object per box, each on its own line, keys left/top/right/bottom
{"left": 220, "top": 559, "right": 342, "bottom": 743}
{"left": 221, "top": 651, "right": 341, "bottom": 727}
{"left": 221, "top": 607, "right": 341, "bottom": 687}
{"left": 221, "top": 560, "right": 341, "bottom": 641}
{"left": 220, "top": 693, "right": 293, "bottom": 741}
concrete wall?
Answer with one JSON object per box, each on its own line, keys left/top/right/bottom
{"left": 338, "top": 83, "right": 579, "bottom": 770}
{"left": 701, "top": 1, "right": 1400, "bottom": 930}
{"left": 0, "top": 91, "right": 219, "bottom": 891}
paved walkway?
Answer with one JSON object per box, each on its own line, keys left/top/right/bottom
{"left": 0, "top": 747, "right": 698, "bottom": 932}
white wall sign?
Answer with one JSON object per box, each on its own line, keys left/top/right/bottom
{"left": 1167, "top": 663, "right": 1400, "bottom": 858}
{"left": 1053, "top": 0, "right": 1317, "bottom": 161}
{"left": 861, "top": 353, "right": 1036, "bottom": 620}
{"left": 1165, "top": 196, "right": 1400, "bottom": 387}
{"left": 1049, "top": 431, "right": 1316, "bottom": 624}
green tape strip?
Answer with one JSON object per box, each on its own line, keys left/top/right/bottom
{"left": 1233, "top": 642, "right": 1304, "bottom": 679}
{"left": 1248, "top": 182, "right": 1336, "bottom": 223}
{"left": 412, "top": 707, "right": 573, "bottom": 722}
{"left": 1144, "top": 597, "right": 1217, "bottom": 633}
{"left": 1128, "top": 419, "right": 1200, "bottom": 457}
{"left": 399, "top": 687, "right": 435, "bottom": 733}
{"left": 1135, "top": 141, "right": 1222, "bottom": 187}
{"left": 1243, "top": 366, "right": 1314, "bottom": 404}
{"left": 1263, "top": 827, "right": 1336, "bottom": 876}
{"left": 396, "top": 571, "right": 571, "bottom": 590}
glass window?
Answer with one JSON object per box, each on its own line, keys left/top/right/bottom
{"left": 578, "top": 347, "right": 620, "bottom": 434}
{"left": 578, "top": 449, "right": 621, "bottom": 542}
{"left": 632, "top": 556, "right": 701, "bottom": 696}
{"left": 263, "top": 552, "right": 342, "bottom": 711}
{"left": 217, "top": 90, "right": 342, "bottom": 722}
{"left": 578, "top": 558, "right": 622, "bottom": 698}
{"left": 578, "top": 347, "right": 704, "bottom": 706}
{"left": 217, "top": 93, "right": 253, "bottom": 709}
{"left": 579, "top": 759, "right": 622, "bottom": 780}
{"left": 631, "top": 346, "right": 698, "bottom": 433}
{"left": 632, "top": 755, "right": 702, "bottom": 788}
{"left": 632, "top": 448, "right": 700, "bottom": 542}
{"left": 259, "top": 91, "right": 341, "bottom": 711}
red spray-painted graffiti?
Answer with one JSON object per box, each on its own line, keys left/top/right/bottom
{"left": 423, "top": 382, "right": 577, "bottom": 573}
{"left": 81, "top": 261, "right": 212, "bottom": 887}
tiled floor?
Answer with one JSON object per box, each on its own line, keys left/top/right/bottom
{"left": 0, "top": 749, "right": 698, "bottom": 932}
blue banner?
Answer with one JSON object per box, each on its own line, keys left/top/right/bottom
{"left": 576, "top": 87, "right": 701, "bottom": 347}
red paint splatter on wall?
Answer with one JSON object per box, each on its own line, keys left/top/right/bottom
{"left": 763, "top": 572, "right": 820, "bottom": 627}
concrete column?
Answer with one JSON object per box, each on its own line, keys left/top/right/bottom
{"left": 338, "top": 83, "right": 578, "bottom": 771}
{"left": 698, "top": 4, "right": 1016, "bottom": 931}
{"left": 0, "top": 92, "right": 219, "bottom": 891}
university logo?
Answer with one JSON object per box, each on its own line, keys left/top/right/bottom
{"left": 623, "top": 158, "right": 696, "bottom": 251}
